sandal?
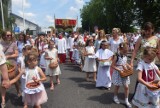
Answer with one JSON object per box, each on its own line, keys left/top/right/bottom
{"left": 57, "top": 79, "right": 61, "bottom": 84}
{"left": 1, "top": 103, "right": 6, "bottom": 108}
{"left": 50, "top": 84, "right": 54, "bottom": 90}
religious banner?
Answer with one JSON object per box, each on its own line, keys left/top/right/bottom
{"left": 55, "top": 19, "right": 77, "bottom": 28}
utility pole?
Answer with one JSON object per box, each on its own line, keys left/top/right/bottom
{"left": 22, "top": 0, "right": 26, "bottom": 34}
{"left": 0, "top": 0, "right": 5, "bottom": 30}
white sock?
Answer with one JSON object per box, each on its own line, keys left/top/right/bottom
{"left": 125, "top": 98, "right": 128, "bottom": 103}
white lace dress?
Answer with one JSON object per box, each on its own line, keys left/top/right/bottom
{"left": 45, "top": 49, "right": 61, "bottom": 76}
{"left": 82, "top": 46, "right": 97, "bottom": 72}
{"left": 23, "top": 67, "right": 48, "bottom": 106}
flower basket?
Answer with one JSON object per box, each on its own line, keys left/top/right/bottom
{"left": 26, "top": 81, "right": 40, "bottom": 89}
{"left": 49, "top": 60, "right": 58, "bottom": 69}
{"left": 147, "top": 80, "right": 160, "bottom": 91}
{"left": 120, "top": 65, "right": 133, "bottom": 78}
{"left": 6, "top": 61, "right": 16, "bottom": 79}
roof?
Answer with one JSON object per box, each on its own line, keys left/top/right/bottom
{"left": 10, "top": 13, "right": 39, "bottom": 27}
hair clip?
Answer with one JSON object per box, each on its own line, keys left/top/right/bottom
{"left": 121, "top": 44, "right": 123, "bottom": 47}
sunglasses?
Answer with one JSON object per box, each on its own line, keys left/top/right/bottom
{"left": 6, "top": 35, "right": 12, "bottom": 37}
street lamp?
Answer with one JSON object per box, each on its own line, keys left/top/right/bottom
{"left": 0, "top": 0, "right": 5, "bottom": 30}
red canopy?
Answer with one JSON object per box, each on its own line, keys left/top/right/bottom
{"left": 55, "top": 19, "right": 76, "bottom": 27}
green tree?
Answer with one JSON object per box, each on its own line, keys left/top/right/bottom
{"left": 81, "top": 0, "right": 135, "bottom": 33}
{"left": 134, "top": 0, "right": 160, "bottom": 31}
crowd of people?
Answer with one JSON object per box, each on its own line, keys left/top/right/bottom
{"left": 0, "top": 21, "right": 160, "bottom": 108}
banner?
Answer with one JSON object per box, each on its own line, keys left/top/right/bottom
{"left": 55, "top": 19, "right": 76, "bottom": 27}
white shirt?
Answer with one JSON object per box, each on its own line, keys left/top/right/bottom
{"left": 57, "top": 38, "right": 67, "bottom": 54}
{"left": 95, "top": 48, "right": 113, "bottom": 59}
{"left": 109, "top": 37, "right": 124, "bottom": 53}
{"left": 68, "top": 37, "right": 75, "bottom": 51}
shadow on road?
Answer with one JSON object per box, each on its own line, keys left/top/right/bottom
{"left": 88, "top": 92, "right": 133, "bottom": 108}
{"left": 69, "top": 77, "right": 86, "bottom": 83}
{"left": 78, "top": 83, "right": 97, "bottom": 90}
{"left": 5, "top": 92, "right": 23, "bottom": 107}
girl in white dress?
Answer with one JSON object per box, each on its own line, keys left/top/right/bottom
{"left": 39, "top": 39, "right": 48, "bottom": 73}
{"left": 83, "top": 39, "right": 97, "bottom": 82}
{"left": 95, "top": 40, "right": 114, "bottom": 89}
{"left": 45, "top": 40, "right": 61, "bottom": 90}
{"left": 132, "top": 47, "right": 160, "bottom": 108}
{"left": 23, "top": 52, "right": 48, "bottom": 108}
{"left": 111, "top": 43, "right": 132, "bottom": 107}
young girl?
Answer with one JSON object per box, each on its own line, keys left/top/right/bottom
{"left": 82, "top": 39, "right": 97, "bottom": 82}
{"left": 132, "top": 47, "right": 160, "bottom": 108}
{"left": 95, "top": 40, "right": 114, "bottom": 89}
{"left": 111, "top": 43, "right": 132, "bottom": 107}
{"left": 39, "top": 39, "right": 48, "bottom": 73}
{"left": 23, "top": 52, "right": 48, "bottom": 108}
{"left": 17, "top": 44, "right": 32, "bottom": 97}
{"left": 72, "top": 43, "right": 81, "bottom": 66}
{"left": 45, "top": 40, "right": 61, "bottom": 90}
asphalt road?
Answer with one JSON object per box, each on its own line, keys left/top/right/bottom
{"left": 3, "top": 61, "right": 137, "bottom": 108}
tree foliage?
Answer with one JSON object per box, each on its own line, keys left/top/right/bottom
{"left": 81, "top": 0, "right": 160, "bottom": 33}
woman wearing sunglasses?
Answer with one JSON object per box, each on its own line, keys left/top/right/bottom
{"left": 0, "top": 30, "right": 20, "bottom": 107}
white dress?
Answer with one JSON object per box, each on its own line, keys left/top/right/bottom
{"left": 95, "top": 49, "right": 114, "bottom": 88}
{"left": 82, "top": 46, "right": 96, "bottom": 72}
{"left": 23, "top": 67, "right": 48, "bottom": 106}
{"left": 112, "top": 54, "right": 130, "bottom": 86}
{"left": 72, "top": 48, "right": 81, "bottom": 64}
{"left": 108, "top": 37, "right": 124, "bottom": 54}
{"left": 132, "top": 61, "right": 160, "bottom": 108}
{"left": 45, "top": 49, "right": 61, "bottom": 76}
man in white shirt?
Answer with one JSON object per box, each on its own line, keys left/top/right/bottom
{"left": 68, "top": 33, "right": 75, "bottom": 62}
{"left": 57, "top": 33, "right": 67, "bottom": 63}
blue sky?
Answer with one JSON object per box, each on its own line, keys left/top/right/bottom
{"left": 12, "top": 0, "right": 90, "bottom": 28}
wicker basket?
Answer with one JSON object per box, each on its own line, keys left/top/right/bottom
{"left": 26, "top": 82, "right": 40, "bottom": 89}
{"left": 120, "top": 66, "right": 133, "bottom": 78}
{"left": 7, "top": 64, "right": 16, "bottom": 79}
{"left": 49, "top": 60, "right": 58, "bottom": 69}
{"left": 147, "top": 80, "right": 160, "bottom": 91}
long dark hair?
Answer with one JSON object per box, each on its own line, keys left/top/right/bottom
{"left": 143, "top": 22, "right": 154, "bottom": 35}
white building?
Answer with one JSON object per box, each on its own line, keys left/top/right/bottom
{"left": 10, "top": 13, "right": 41, "bottom": 35}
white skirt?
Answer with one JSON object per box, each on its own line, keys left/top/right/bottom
{"left": 132, "top": 83, "right": 160, "bottom": 108}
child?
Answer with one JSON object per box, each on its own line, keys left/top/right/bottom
{"left": 82, "top": 39, "right": 97, "bottom": 82}
{"left": 111, "top": 43, "right": 132, "bottom": 107}
{"left": 23, "top": 52, "right": 48, "bottom": 108}
{"left": 17, "top": 44, "right": 33, "bottom": 97}
{"left": 95, "top": 40, "right": 114, "bottom": 89}
{"left": 45, "top": 40, "right": 61, "bottom": 90}
{"left": 39, "top": 39, "right": 48, "bottom": 73}
{"left": 132, "top": 47, "right": 160, "bottom": 108}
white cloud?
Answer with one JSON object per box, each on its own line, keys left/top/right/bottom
{"left": 75, "top": 0, "right": 85, "bottom": 9}
{"left": 45, "top": 15, "right": 54, "bottom": 23}
{"left": 12, "top": 0, "right": 31, "bottom": 8}
{"left": 70, "top": 6, "right": 78, "bottom": 13}
{"left": 18, "top": 10, "right": 36, "bottom": 17}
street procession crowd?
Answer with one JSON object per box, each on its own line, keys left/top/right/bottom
{"left": 0, "top": 22, "right": 160, "bottom": 108}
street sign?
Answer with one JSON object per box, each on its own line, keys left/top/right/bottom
{"left": 14, "top": 27, "right": 20, "bottom": 33}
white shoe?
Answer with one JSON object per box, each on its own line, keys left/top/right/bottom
{"left": 113, "top": 96, "right": 120, "bottom": 104}
{"left": 125, "top": 101, "right": 132, "bottom": 108}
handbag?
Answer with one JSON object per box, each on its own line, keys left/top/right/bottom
{"left": 49, "top": 59, "right": 58, "bottom": 69}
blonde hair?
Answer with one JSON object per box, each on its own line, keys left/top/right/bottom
{"left": 98, "top": 29, "right": 106, "bottom": 40}
{"left": 112, "top": 28, "right": 121, "bottom": 34}
{"left": 143, "top": 47, "right": 157, "bottom": 58}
